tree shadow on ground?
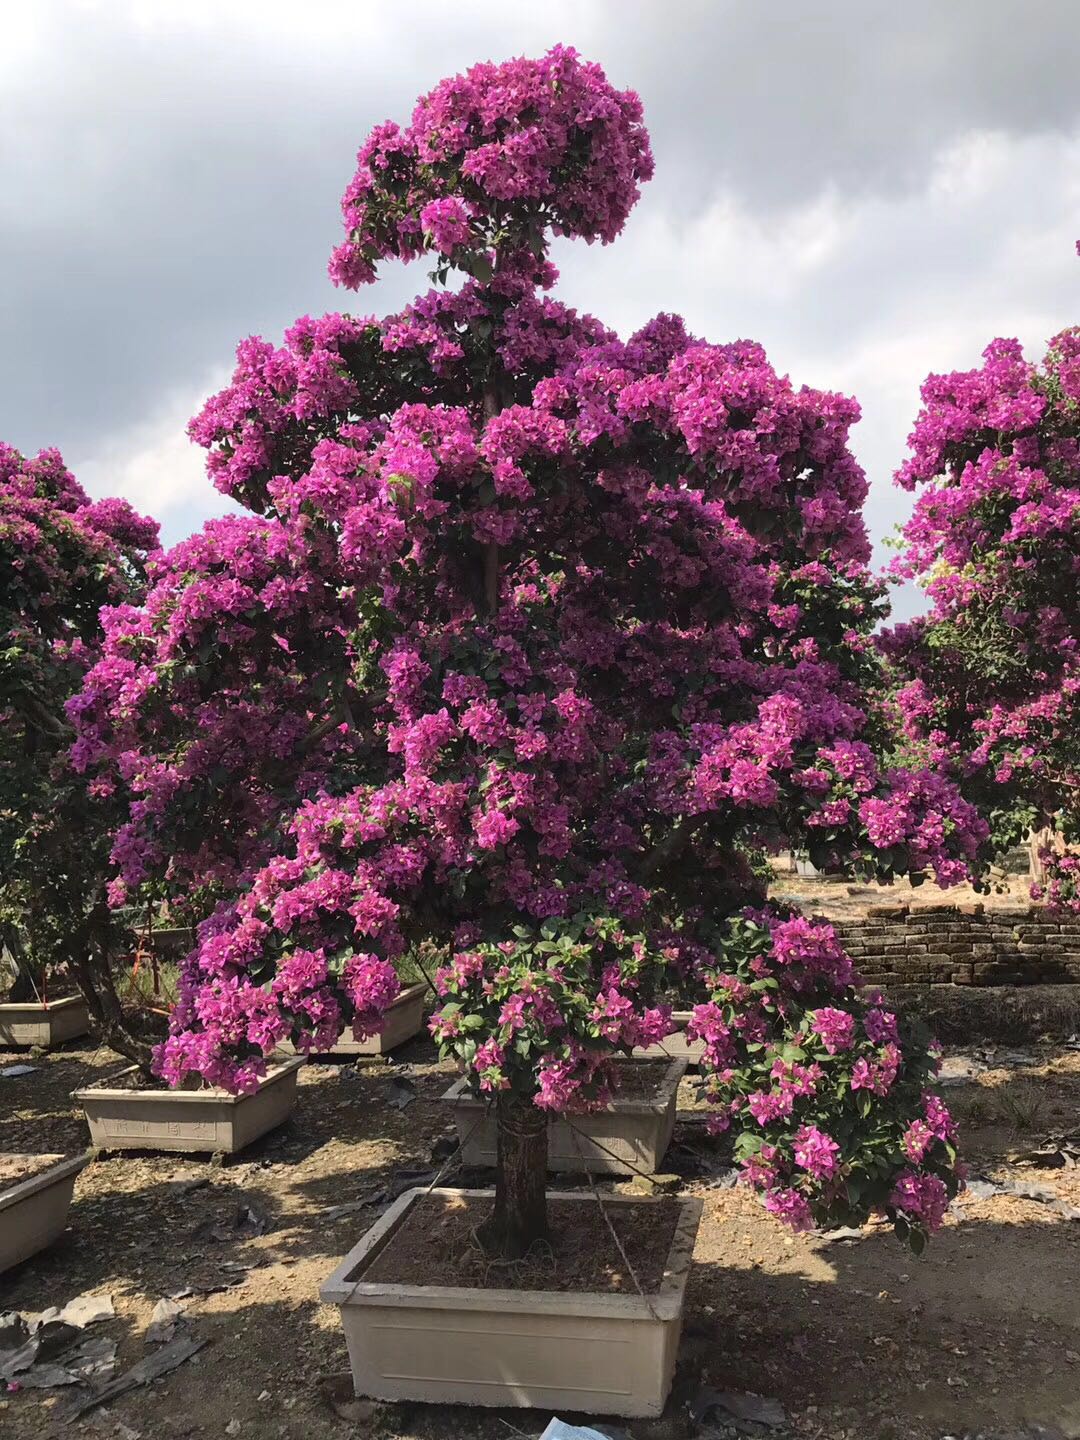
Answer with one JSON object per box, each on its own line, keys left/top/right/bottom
{"left": 6, "top": 1041, "right": 1080, "bottom": 1439}
{"left": 5, "top": 1205, "right": 1079, "bottom": 1440}
{"left": 1, "top": 1052, "right": 110, "bottom": 1153}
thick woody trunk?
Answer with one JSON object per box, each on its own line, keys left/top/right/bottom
{"left": 71, "top": 948, "right": 156, "bottom": 1073}
{"left": 472, "top": 368, "right": 545, "bottom": 1257}
{"left": 477, "top": 1093, "right": 549, "bottom": 1259}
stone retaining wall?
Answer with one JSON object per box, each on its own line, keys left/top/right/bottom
{"left": 835, "top": 906, "right": 1080, "bottom": 987}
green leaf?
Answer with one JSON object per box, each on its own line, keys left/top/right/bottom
{"left": 467, "top": 252, "right": 494, "bottom": 283}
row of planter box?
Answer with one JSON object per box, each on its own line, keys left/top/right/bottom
{"left": 2, "top": 1051, "right": 691, "bottom": 1270}
{"left": 1, "top": 990, "right": 707, "bottom": 1062}
{"left": 0, "top": 982, "right": 434, "bottom": 1055}
{"left": 73, "top": 1056, "right": 688, "bottom": 1168}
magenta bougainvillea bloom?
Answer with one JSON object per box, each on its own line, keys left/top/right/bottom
{"left": 885, "top": 281, "right": 1080, "bottom": 908}
{"left": 1, "top": 442, "right": 157, "bottom": 1053}
{"left": 74, "top": 48, "right": 972, "bottom": 1254}
{"left": 327, "top": 46, "right": 653, "bottom": 289}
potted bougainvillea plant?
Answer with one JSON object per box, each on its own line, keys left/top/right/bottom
{"left": 74, "top": 48, "right": 983, "bottom": 1414}
{"left": 0, "top": 442, "right": 158, "bottom": 1054}
{"left": 883, "top": 292, "right": 1080, "bottom": 907}
{"left": 0, "top": 442, "right": 301, "bottom": 1154}
{"left": 0, "top": 444, "right": 157, "bottom": 1267}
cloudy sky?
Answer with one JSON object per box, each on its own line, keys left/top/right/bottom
{"left": 3, "top": 1, "right": 1078, "bottom": 612}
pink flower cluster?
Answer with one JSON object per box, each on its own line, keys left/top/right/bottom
{"left": 68, "top": 52, "right": 967, "bottom": 1245}
{"left": 429, "top": 915, "right": 675, "bottom": 1106}
{"left": 690, "top": 914, "right": 962, "bottom": 1244}
{"left": 328, "top": 46, "right": 654, "bottom": 288}
{"left": 1, "top": 442, "right": 157, "bottom": 1007}
{"left": 887, "top": 308, "right": 1080, "bottom": 891}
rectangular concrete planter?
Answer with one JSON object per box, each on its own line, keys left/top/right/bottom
{"left": 320, "top": 1186, "right": 703, "bottom": 1417}
{"left": 73, "top": 1056, "right": 303, "bottom": 1154}
{"left": 0, "top": 1154, "right": 88, "bottom": 1273}
{"left": 441, "top": 1057, "right": 687, "bottom": 1175}
{"left": 281, "top": 982, "right": 428, "bottom": 1058}
{"left": 633, "top": 1011, "right": 705, "bottom": 1067}
{"left": 0, "top": 994, "right": 90, "bottom": 1048}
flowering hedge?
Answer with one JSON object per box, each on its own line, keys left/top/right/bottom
{"left": 73, "top": 48, "right": 979, "bottom": 1246}
{"left": 885, "top": 296, "right": 1080, "bottom": 904}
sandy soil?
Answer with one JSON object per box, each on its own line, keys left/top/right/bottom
{"left": 0, "top": 1152, "right": 66, "bottom": 1186}
{"left": 1, "top": 1036, "right": 1079, "bottom": 1440}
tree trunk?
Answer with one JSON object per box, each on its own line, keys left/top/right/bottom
{"left": 477, "top": 1093, "right": 549, "bottom": 1259}
{"left": 70, "top": 897, "right": 157, "bottom": 1073}
{"left": 2, "top": 923, "right": 39, "bottom": 1002}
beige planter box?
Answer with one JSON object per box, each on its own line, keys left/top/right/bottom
{"left": 73, "top": 1056, "right": 303, "bottom": 1154}
{"left": 0, "top": 1154, "right": 88, "bottom": 1273}
{"left": 633, "top": 1011, "right": 706, "bottom": 1067}
{"left": 441, "top": 1058, "right": 686, "bottom": 1175}
{"left": 0, "top": 994, "right": 90, "bottom": 1048}
{"left": 281, "top": 982, "right": 428, "bottom": 1058}
{"left": 320, "top": 1186, "right": 703, "bottom": 1417}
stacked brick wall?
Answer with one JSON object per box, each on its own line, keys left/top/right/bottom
{"left": 835, "top": 906, "right": 1080, "bottom": 987}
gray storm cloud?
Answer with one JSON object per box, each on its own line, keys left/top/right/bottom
{"left": 2, "top": 1, "right": 1078, "bottom": 596}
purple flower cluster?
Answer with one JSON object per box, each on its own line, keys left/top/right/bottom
{"left": 688, "top": 916, "right": 963, "bottom": 1243}
{"left": 1, "top": 442, "right": 157, "bottom": 998}
{"left": 887, "top": 302, "right": 1080, "bottom": 900}
{"left": 328, "top": 46, "right": 654, "bottom": 288}
{"left": 69, "top": 51, "right": 968, "bottom": 1243}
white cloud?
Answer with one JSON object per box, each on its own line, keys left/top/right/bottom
{"left": 74, "top": 373, "right": 239, "bottom": 543}
{"left": 554, "top": 123, "right": 1080, "bottom": 605}
{"left": 3, "top": 5, "right": 1078, "bottom": 606}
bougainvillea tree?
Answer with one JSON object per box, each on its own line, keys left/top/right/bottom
{"left": 884, "top": 304, "right": 1080, "bottom": 907}
{"left": 75, "top": 48, "right": 980, "bottom": 1255}
{"left": 0, "top": 442, "right": 158, "bottom": 1058}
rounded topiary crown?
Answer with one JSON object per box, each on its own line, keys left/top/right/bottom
{"left": 328, "top": 45, "right": 654, "bottom": 288}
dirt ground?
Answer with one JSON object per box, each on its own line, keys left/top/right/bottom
{"left": 2, "top": 1034, "right": 1080, "bottom": 1440}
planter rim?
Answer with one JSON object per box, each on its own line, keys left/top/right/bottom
{"left": 320, "top": 1184, "right": 702, "bottom": 1321}
{"left": 71, "top": 1055, "right": 303, "bottom": 1105}
{"left": 441, "top": 1055, "right": 687, "bottom": 1117}
{"left": 0, "top": 1153, "right": 88, "bottom": 1213}
{"left": 0, "top": 994, "right": 87, "bottom": 1014}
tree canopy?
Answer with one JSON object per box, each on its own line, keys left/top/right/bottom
{"left": 72, "top": 47, "right": 976, "bottom": 1248}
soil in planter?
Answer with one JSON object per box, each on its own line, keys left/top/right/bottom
{"left": 93, "top": 1068, "right": 176, "bottom": 1092}
{"left": 0, "top": 1153, "right": 65, "bottom": 1186}
{"left": 92, "top": 1057, "right": 291, "bottom": 1093}
{"left": 361, "top": 1192, "right": 681, "bottom": 1294}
